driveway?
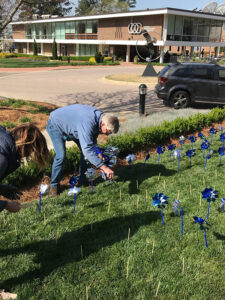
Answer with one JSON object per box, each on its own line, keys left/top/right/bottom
{"left": 0, "top": 64, "right": 168, "bottom": 115}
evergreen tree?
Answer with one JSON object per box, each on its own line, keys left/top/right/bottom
{"left": 75, "top": 0, "right": 136, "bottom": 16}
{"left": 52, "top": 38, "right": 58, "bottom": 60}
{"left": 19, "top": 0, "right": 72, "bottom": 19}
{"left": 33, "top": 39, "right": 38, "bottom": 55}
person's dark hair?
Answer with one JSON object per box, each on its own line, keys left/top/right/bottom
{"left": 10, "top": 123, "right": 49, "bottom": 167}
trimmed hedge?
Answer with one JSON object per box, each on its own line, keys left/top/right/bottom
{"left": 106, "top": 107, "right": 225, "bottom": 156}
{"left": 3, "top": 106, "right": 225, "bottom": 187}
{"left": 62, "top": 56, "right": 92, "bottom": 61}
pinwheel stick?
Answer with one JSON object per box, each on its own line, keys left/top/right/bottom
{"left": 91, "top": 174, "right": 93, "bottom": 193}
{"left": 158, "top": 154, "right": 160, "bottom": 165}
{"left": 178, "top": 156, "right": 180, "bottom": 173}
{"left": 220, "top": 155, "right": 222, "bottom": 166}
{"left": 207, "top": 202, "right": 210, "bottom": 220}
{"left": 161, "top": 208, "right": 164, "bottom": 225}
{"left": 190, "top": 157, "right": 192, "bottom": 168}
{"left": 203, "top": 158, "right": 208, "bottom": 171}
{"left": 204, "top": 230, "right": 208, "bottom": 248}
{"left": 170, "top": 151, "right": 172, "bottom": 159}
{"left": 39, "top": 192, "right": 42, "bottom": 214}
{"left": 203, "top": 149, "right": 205, "bottom": 159}
{"left": 181, "top": 207, "right": 183, "bottom": 236}
{"left": 73, "top": 194, "right": 76, "bottom": 215}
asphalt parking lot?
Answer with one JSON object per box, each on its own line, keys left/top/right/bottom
{"left": 0, "top": 65, "right": 169, "bottom": 115}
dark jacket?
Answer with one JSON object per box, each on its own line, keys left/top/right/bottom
{"left": 0, "top": 125, "right": 20, "bottom": 181}
{"left": 0, "top": 200, "right": 7, "bottom": 212}
{"left": 0, "top": 126, "right": 20, "bottom": 212}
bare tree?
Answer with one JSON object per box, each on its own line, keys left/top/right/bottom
{"left": 0, "top": 0, "right": 24, "bottom": 34}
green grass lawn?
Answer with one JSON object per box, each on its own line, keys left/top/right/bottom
{"left": 1, "top": 135, "right": 225, "bottom": 299}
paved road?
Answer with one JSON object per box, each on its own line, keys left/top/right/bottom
{"left": 0, "top": 65, "right": 167, "bottom": 115}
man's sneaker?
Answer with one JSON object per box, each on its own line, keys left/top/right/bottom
{"left": 49, "top": 186, "right": 59, "bottom": 197}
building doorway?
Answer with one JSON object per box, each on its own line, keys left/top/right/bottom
{"left": 61, "top": 44, "right": 67, "bottom": 56}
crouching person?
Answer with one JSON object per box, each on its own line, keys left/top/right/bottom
{"left": 46, "top": 104, "right": 119, "bottom": 196}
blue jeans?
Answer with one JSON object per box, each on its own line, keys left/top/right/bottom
{"left": 46, "top": 119, "right": 88, "bottom": 187}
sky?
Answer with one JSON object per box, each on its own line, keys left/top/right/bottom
{"left": 71, "top": 1, "right": 225, "bottom": 12}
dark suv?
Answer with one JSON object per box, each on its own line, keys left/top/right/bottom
{"left": 155, "top": 63, "right": 225, "bottom": 109}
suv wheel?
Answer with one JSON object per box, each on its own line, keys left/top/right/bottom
{"left": 170, "top": 90, "right": 190, "bottom": 109}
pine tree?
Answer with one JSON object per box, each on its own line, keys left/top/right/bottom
{"left": 75, "top": 0, "right": 136, "bottom": 16}
{"left": 19, "top": 0, "right": 72, "bottom": 19}
{"left": 33, "top": 39, "right": 38, "bottom": 56}
{"left": 52, "top": 38, "right": 58, "bottom": 60}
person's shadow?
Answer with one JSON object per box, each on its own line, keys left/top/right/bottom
{"left": 114, "top": 162, "right": 176, "bottom": 194}
{"left": 0, "top": 211, "right": 160, "bottom": 289}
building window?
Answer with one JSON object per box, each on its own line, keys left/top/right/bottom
{"left": 79, "top": 44, "right": 98, "bottom": 56}
{"left": 167, "top": 15, "right": 222, "bottom": 42}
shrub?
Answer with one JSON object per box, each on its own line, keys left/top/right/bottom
{"left": 19, "top": 116, "right": 32, "bottom": 123}
{"left": 33, "top": 39, "right": 38, "bottom": 56}
{"left": 89, "top": 57, "right": 96, "bottom": 63}
{"left": 1, "top": 121, "right": 16, "bottom": 129}
{"left": 52, "top": 39, "right": 58, "bottom": 60}
{"left": 0, "top": 52, "right": 16, "bottom": 59}
{"left": 95, "top": 51, "right": 103, "bottom": 63}
{"left": 103, "top": 57, "right": 112, "bottom": 61}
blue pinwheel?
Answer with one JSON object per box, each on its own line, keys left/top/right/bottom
{"left": 126, "top": 154, "right": 136, "bottom": 166}
{"left": 174, "top": 149, "right": 181, "bottom": 173}
{"left": 69, "top": 175, "right": 80, "bottom": 188}
{"left": 201, "top": 187, "right": 218, "bottom": 220}
{"left": 186, "top": 149, "right": 196, "bottom": 168}
{"left": 203, "top": 150, "right": 213, "bottom": 171}
{"left": 220, "top": 198, "right": 225, "bottom": 210}
{"left": 201, "top": 140, "right": 210, "bottom": 158}
{"left": 220, "top": 133, "right": 225, "bottom": 149}
{"left": 172, "top": 199, "right": 184, "bottom": 235}
{"left": 198, "top": 132, "right": 205, "bottom": 140}
{"left": 218, "top": 147, "right": 225, "bottom": 166}
{"left": 219, "top": 125, "right": 223, "bottom": 133}
{"left": 193, "top": 216, "right": 210, "bottom": 248}
{"left": 144, "top": 152, "right": 150, "bottom": 165}
{"left": 69, "top": 175, "right": 81, "bottom": 214}
{"left": 168, "top": 144, "right": 176, "bottom": 159}
{"left": 188, "top": 136, "right": 197, "bottom": 150}
{"left": 153, "top": 193, "right": 168, "bottom": 225}
{"left": 85, "top": 168, "right": 96, "bottom": 193}
{"left": 157, "top": 146, "right": 165, "bottom": 165}
{"left": 179, "top": 136, "right": 185, "bottom": 150}
{"left": 210, "top": 127, "right": 217, "bottom": 143}
{"left": 39, "top": 184, "right": 48, "bottom": 214}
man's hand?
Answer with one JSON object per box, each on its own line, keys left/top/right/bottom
{"left": 6, "top": 201, "right": 21, "bottom": 213}
{"left": 0, "top": 184, "right": 23, "bottom": 200}
{"left": 98, "top": 153, "right": 104, "bottom": 161}
{"left": 99, "top": 165, "right": 114, "bottom": 180}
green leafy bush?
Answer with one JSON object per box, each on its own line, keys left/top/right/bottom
{"left": 95, "top": 51, "right": 103, "bottom": 63}
{"left": 1, "top": 121, "right": 16, "bottom": 129}
{"left": 19, "top": 116, "right": 32, "bottom": 123}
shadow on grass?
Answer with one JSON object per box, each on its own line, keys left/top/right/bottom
{"left": 0, "top": 210, "right": 160, "bottom": 289}
{"left": 115, "top": 162, "right": 176, "bottom": 195}
{"left": 213, "top": 232, "right": 225, "bottom": 243}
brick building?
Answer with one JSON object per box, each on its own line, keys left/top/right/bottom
{"left": 10, "top": 7, "right": 225, "bottom": 62}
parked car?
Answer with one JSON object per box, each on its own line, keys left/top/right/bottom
{"left": 155, "top": 62, "right": 225, "bottom": 109}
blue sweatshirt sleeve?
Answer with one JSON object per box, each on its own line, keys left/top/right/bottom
{"left": 77, "top": 121, "right": 104, "bottom": 168}
{"left": 0, "top": 200, "right": 7, "bottom": 212}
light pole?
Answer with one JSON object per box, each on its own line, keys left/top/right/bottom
{"left": 139, "top": 84, "right": 147, "bottom": 116}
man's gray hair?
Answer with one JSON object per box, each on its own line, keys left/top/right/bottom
{"left": 102, "top": 114, "right": 119, "bottom": 134}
